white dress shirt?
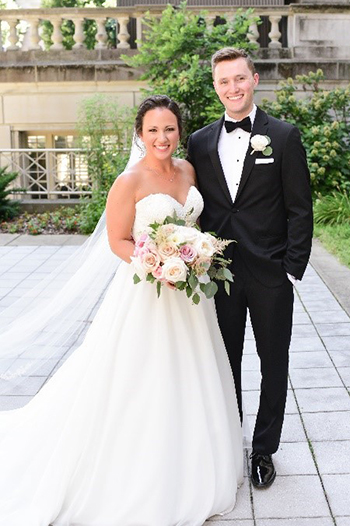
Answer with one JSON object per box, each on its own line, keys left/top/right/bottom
{"left": 217, "top": 105, "right": 257, "bottom": 203}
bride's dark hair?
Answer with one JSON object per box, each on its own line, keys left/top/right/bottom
{"left": 135, "top": 95, "right": 183, "bottom": 138}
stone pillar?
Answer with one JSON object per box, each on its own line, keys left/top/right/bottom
{"left": 248, "top": 21, "right": 260, "bottom": 47}
{"left": 50, "top": 17, "right": 64, "bottom": 50}
{"left": 28, "top": 18, "right": 41, "bottom": 50}
{"left": 95, "top": 17, "right": 108, "bottom": 49}
{"left": 116, "top": 16, "right": 130, "bottom": 49}
{"left": 6, "top": 19, "right": 20, "bottom": 50}
{"left": 72, "top": 18, "right": 85, "bottom": 49}
{"left": 268, "top": 15, "right": 282, "bottom": 49}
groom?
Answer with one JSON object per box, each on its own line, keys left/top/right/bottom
{"left": 187, "top": 48, "right": 313, "bottom": 488}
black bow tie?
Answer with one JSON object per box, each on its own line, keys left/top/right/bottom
{"left": 224, "top": 117, "right": 251, "bottom": 133}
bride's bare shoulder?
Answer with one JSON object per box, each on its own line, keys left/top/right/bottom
{"left": 175, "top": 158, "right": 197, "bottom": 185}
{"left": 108, "top": 162, "right": 143, "bottom": 201}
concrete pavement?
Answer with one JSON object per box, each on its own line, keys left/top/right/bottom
{"left": 0, "top": 234, "right": 349, "bottom": 526}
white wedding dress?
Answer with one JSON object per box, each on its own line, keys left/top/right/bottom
{"left": 0, "top": 186, "right": 243, "bottom": 526}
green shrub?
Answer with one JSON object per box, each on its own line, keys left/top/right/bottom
{"left": 261, "top": 70, "right": 350, "bottom": 196}
{"left": 123, "top": 1, "right": 259, "bottom": 139}
{"left": 314, "top": 191, "right": 350, "bottom": 225}
{"left": 0, "top": 166, "right": 22, "bottom": 221}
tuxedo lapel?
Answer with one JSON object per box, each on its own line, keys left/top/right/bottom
{"left": 207, "top": 117, "right": 233, "bottom": 205}
{"left": 234, "top": 107, "right": 269, "bottom": 203}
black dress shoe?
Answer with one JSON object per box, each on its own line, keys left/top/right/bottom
{"left": 250, "top": 452, "right": 276, "bottom": 488}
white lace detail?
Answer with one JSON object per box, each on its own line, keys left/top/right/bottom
{"left": 132, "top": 186, "right": 203, "bottom": 240}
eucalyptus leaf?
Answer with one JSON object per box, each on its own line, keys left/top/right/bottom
{"left": 192, "top": 293, "right": 200, "bottom": 305}
{"left": 203, "top": 281, "right": 218, "bottom": 299}
{"left": 263, "top": 146, "right": 273, "bottom": 156}
{"left": 188, "top": 272, "right": 198, "bottom": 290}
{"left": 222, "top": 267, "right": 234, "bottom": 281}
{"left": 133, "top": 274, "right": 141, "bottom": 284}
{"left": 146, "top": 273, "right": 155, "bottom": 283}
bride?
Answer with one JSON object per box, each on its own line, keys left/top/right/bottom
{"left": 0, "top": 95, "right": 243, "bottom": 526}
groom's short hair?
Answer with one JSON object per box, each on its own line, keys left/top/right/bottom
{"left": 211, "top": 48, "right": 256, "bottom": 77}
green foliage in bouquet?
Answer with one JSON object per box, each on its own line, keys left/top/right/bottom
{"left": 123, "top": 2, "right": 259, "bottom": 139}
{"left": 261, "top": 70, "right": 350, "bottom": 196}
{"left": 0, "top": 166, "right": 22, "bottom": 221}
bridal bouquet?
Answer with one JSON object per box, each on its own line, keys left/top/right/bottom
{"left": 131, "top": 214, "right": 234, "bottom": 304}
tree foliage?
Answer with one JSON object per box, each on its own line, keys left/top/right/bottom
{"left": 76, "top": 94, "right": 135, "bottom": 233}
{"left": 261, "top": 70, "right": 350, "bottom": 196}
{"left": 123, "top": 2, "right": 259, "bottom": 138}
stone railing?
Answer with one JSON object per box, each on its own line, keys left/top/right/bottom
{"left": 0, "top": 4, "right": 349, "bottom": 57}
{"left": 0, "top": 5, "right": 292, "bottom": 52}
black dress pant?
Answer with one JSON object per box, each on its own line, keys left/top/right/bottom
{"left": 215, "top": 249, "right": 294, "bottom": 455}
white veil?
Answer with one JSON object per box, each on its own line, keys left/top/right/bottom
{"left": 0, "top": 138, "right": 143, "bottom": 403}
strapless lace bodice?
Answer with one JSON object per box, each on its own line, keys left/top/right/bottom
{"left": 132, "top": 186, "right": 203, "bottom": 240}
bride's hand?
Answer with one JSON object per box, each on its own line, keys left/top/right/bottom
{"left": 165, "top": 281, "right": 177, "bottom": 291}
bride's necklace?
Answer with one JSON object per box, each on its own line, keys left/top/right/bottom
{"left": 145, "top": 162, "right": 176, "bottom": 183}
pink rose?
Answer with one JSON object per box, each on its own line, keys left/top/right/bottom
{"left": 152, "top": 265, "right": 164, "bottom": 280}
{"left": 135, "top": 232, "right": 149, "bottom": 248}
{"left": 134, "top": 245, "right": 150, "bottom": 258}
{"left": 141, "top": 251, "right": 161, "bottom": 273}
{"left": 180, "top": 244, "right": 197, "bottom": 263}
{"left": 158, "top": 241, "right": 180, "bottom": 262}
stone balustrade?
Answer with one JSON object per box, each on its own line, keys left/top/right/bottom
{"left": 0, "top": 4, "right": 349, "bottom": 57}
{"left": 0, "top": 5, "right": 303, "bottom": 53}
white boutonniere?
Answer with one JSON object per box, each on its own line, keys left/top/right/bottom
{"left": 250, "top": 135, "right": 273, "bottom": 156}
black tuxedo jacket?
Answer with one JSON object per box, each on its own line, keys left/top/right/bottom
{"left": 187, "top": 107, "right": 313, "bottom": 287}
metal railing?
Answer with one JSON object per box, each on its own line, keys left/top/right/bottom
{"left": 0, "top": 149, "right": 91, "bottom": 200}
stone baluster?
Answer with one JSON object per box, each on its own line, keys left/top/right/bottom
{"left": 248, "top": 21, "right": 260, "bottom": 47}
{"left": 72, "top": 18, "right": 85, "bottom": 49}
{"left": 50, "top": 17, "right": 64, "bottom": 50}
{"left": 116, "top": 16, "right": 130, "bottom": 49}
{"left": 6, "top": 18, "right": 20, "bottom": 50}
{"left": 135, "top": 15, "right": 143, "bottom": 47}
{"left": 268, "top": 15, "right": 282, "bottom": 49}
{"left": 28, "top": 18, "right": 41, "bottom": 50}
{"left": 95, "top": 17, "right": 107, "bottom": 49}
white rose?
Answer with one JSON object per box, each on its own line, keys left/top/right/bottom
{"left": 179, "top": 225, "right": 201, "bottom": 243}
{"left": 195, "top": 233, "right": 215, "bottom": 258}
{"left": 167, "top": 226, "right": 187, "bottom": 245}
{"left": 159, "top": 223, "right": 176, "bottom": 237}
{"left": 250, "top": 134, "right": 270, "bottom": 152}
{"left": 162, "top": 257, "right": 188, "bottom": 283}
